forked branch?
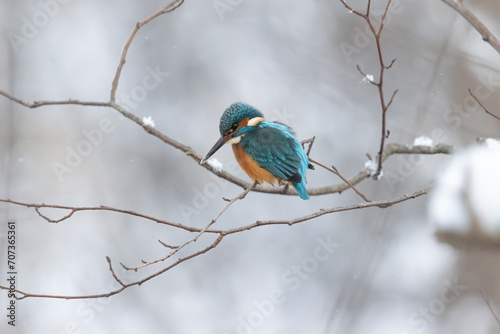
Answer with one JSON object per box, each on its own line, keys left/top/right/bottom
{"left": 340, "top": 0, "right": 399, "bottom": 179}
{"left": 0, "top": 185, "right": 431, "bottom": 300}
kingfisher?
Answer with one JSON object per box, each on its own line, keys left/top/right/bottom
{"left": 201, "top": 102, "right": 314, "bottom": 199}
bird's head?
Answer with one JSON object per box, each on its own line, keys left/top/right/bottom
{"left": 201, "top": 102, "right": 264, "bottom": 164}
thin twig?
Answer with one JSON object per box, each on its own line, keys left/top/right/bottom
{"left": 309, "top": 158, "right": 371, "bottom": 202}
{"left": 110, "top": 0, "right": 184, "bottom": 101}
{"left": 106, "top": 256, "right": 125, "bottom": 287}
{"left": 469, "top": 89, "right": 500, "bottom": 121}
{"left": 302, "top": 136, "right": 316, "bottom": 156}
{"left": 158, "top": 240, "right": 178, "bottom": 249}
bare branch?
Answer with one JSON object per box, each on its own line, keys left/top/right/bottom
{"left": 0, "top": 199, "right": 200, "bottom": 232}
{"left": 229, "top": 186, "right": 431, "bottom": 231}
{"left": 441, "top": 0, "right": 500, "bottom": 54}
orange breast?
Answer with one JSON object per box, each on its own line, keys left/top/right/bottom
{"left": 232, "top": 144, "right": 278, "bottom": 186}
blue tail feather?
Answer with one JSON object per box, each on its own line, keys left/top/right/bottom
{"left": 293, "top": 182, "right": 310, "bottom": 200}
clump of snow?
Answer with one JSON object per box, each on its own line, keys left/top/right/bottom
{"left": 364, "top": 159, "right": 377, "bottom": 173}
{"left": 364, "top": 159, "right": 383, "bottom": 179}
{"left": 413, "top": 136, "right": 434, "bottom": 147}
{"left": 429, "top": 144, "right": 500, "bottom": 240}
{"left": 206, "top": 158, "right": 224, "bottom": 173}
{"left": 484, "top": 138, "right": 500, "bottom": 149}
{"left": 428, "top": 155, "right": 469, "bottom": 233}
{"left": 360, "top": 74, "right": 374, "bottom": 84}
{"left": 142, "top": 116, "right": 155, "bottom": 127}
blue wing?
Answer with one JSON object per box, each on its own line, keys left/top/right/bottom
{"left": 239, "top": 121, "right": 311, "bottom": 199}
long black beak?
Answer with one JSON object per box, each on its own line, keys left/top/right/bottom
{"left": 200, "top": 134, "right": 231, "bottom": 164}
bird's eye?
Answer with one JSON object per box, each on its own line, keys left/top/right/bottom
{"left": 231, "top": 123, "right": 238, "bottom": 130}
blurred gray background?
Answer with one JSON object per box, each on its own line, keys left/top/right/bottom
{"left": 1, "top": 0, "right": 500, "bottom": 333}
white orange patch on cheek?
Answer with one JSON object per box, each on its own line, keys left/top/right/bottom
{"left": 247, "top": 117, "right": 265, "bottom": 126}
{"left": 226, "top": 136, "right": 241, "bottom": 145}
